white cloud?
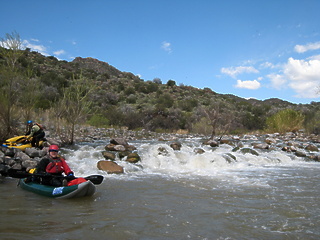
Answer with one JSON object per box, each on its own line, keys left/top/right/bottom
{"left": 260, "top": 61, "right": 276, "bottom": 69}
{"left": 221, "top": 66, "right": 259, "bottom": 78}
{"left": 22, "top": 39, "right": 49, "bottom": 56}
{"left": 294, "top": 41, "right": 320, "bottom": 53}
{"left": 283, "top": 57, "right": 320, "bottom": 98}
{"left": 234, "top": 79, "right": 261, "bottom": 90}
{"left": 267, "top": 73, "right": 287, "bottom": 90}
{"left": 161, "top": 41, "right": 172, "bottom": 53}
{"left": 308, "top": 54, "right": 320, "bottom": 60}
{"left": 53, "top": 50, "right": 65, "bottom": 56}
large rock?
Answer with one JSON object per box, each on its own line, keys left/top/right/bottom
{"left": 252, "top": 143, "right": 269, "bottom": 149}
{"left": 240, "top": 147, "right": 259, "bottom": 156}
{"left": 102, "top": 151, "right": 116, "bottom": 161}
{"left": 170, "top": 142, "right": 181, "bottom": 151}
{"left": 194, "top": 148, "right": 205, "bottom": 154}
{"left": 97, "top": 160, "right": 124, "bottom": 174}
{"left": 305, "top": 144, "right": 318, "bottom": 152}
{"left": 206, "top": 139, "right": 219, "bottom": 147}
{"left": 265, "top": 137, "right": 277, "bottom": 144}
{"left": 223, "top": 153, "right": 237, "bottom": 163}
{"left": 126, "top": 152, "right": 141, "bottom": 163}
{"left": 110, "top": 138, "right": 129, "bottom": 146}
{"left": 25, "top": 148, "right": 47, "bottom": 158}
{"left": 105, "top": 143, "right": 134, "bottom": 152}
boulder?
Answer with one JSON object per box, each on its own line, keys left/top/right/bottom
{"left": 105, "top": 143, "right": 117, "bottom": 151}
{"left": 265, "top": 137, "right": 277, "bottom": 144}
{"left": 110, "top": 138, "right": 129, "bottom": 146}
{"left": 252, "top": 143, "right": 269, "bottom": 149}
{"left": 157, "top": 147, "right": 169, "bottom": 156}
{"left": 97, "top": 160, "right": 124, "bottom": 174}
{"left": 4, "top": 148, "right": 16, "bottom": 157}
{"left": 207, "top": 140, "right": 219, "bottom": 147}
{"left": 219, "top": 139, "right": 231, "bottom": 145}
{"left": 25, "top": 148, "right": 47, "bottom": 158}
{"left": 308, "top": 154, "right": 320, "bottom": 162}
{"left": 114, "top": 145, "right": 126, "bottom": 151}
{"left": 0, "top": 164, "right": 9, "bottom": 176}
{"left": 15, "top": 151, "right": 31, "bottom": 162}
{"left": 126, "top": 152, "right": 141, "bottom": 163}
{"left": 22, "top": 159, "right": 38, "bottom": 171}
{"left": 102, "top": 151, "right": 116, "bottom": 161}
{"left": 305, "top": 144, "right": 318, "bottom": 152}
{"left": 170, "top": 142, "right": 182, "bottom": 151}
{"left": 223, "top": 153, "right": 237, "bottom": 163}
{"left": 194, "top": 148, "right": 205, "bottom": 154}
{"left": 295, "top": 151, "right": 307, "bottom": 158}
{"left": 118, "top": 151, "right": 131, "bottom": 159}
{"left": 240, "top": 148, "right": 259, "bottom": 156}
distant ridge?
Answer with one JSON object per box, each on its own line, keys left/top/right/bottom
{"left": 72, "top": 57, "right": 122, "bottom": 77}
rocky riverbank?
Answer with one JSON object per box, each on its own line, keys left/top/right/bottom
{"left": 1, "top": 128, "right": 320, "bottom": 178}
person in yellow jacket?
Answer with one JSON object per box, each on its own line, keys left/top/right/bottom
{"left": 25, "top": 120, "right": 45, "bottom": 148}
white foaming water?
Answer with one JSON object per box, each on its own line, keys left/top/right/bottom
{"left": 62, "top": 144, "right": 107, "bottom": 176}
{"left": 62, "top": 139, "right": 308, "bottom": 186}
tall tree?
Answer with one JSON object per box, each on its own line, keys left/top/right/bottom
{"left": 0, "top": 32, "right": 24, "bottom": 138}
{"left": 56, "top": 74, "right": 96, "bottom": 144}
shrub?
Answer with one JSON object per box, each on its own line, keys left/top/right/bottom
{"left": 167, "top": 80, "right": 176, "bottom": 87}
{"left": 87, "top": 114, "right": 110, "bottom": 127}
{"left": 265, "top": 109, "right": 304, "bottom": 133}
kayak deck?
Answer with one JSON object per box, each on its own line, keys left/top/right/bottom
{"left": 19, "top": 179, "right": 96, "bottom": 199}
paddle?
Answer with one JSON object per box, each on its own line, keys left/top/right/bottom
{"left": 7, "top": 169, "right": 104, "bottom": 185}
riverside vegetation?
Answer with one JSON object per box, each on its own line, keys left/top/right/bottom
{"left": 1, "top": 32, "right": 320, "bottom": 145}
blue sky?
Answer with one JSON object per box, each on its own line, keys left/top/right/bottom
{"left": 1, "top": 0, "right": 320, "bottom": 104}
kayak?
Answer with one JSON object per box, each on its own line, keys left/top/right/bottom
{"left": 19, "top": 178, "right": 96, "bottom": 199}
{"left": 2, "top": 135, "right": 45, "bottom": 151}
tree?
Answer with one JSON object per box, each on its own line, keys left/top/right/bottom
{"left": 153, "top": 78, "right": 162, "bottom": 84}
{"left": 55, "top": 74, "right": 96, "bottom": 144}
{"left": 197, "top": 99, "right": 233, "bottom": 139}
{"left": 167, "top": 79, "right": 176, "bottom": 87}
{"left": 0, "top": 32, "right": 24, "bottom": 138}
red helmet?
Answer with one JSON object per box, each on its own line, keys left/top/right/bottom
{"left": 49, "top": 145, "right": 59, "bottom": 152}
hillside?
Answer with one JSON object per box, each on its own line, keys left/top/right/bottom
{"left": 1, "top": 47, "right": 320, "bottom": 136}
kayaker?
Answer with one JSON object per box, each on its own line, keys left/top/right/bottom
{"left": 34, "top": 144, "right": 75, "bottom": 186}
{"left": 25, "top": 120, "right": 46, "bottom": 148}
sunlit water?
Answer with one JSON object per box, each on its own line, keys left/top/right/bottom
{"left": 1, "top": 138, "right": 320, "bottom": 240}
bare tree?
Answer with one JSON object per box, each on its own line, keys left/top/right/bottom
{"left": 200, "top": 99, "right": 233, "bottom": 140}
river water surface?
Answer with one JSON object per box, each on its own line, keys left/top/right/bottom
{"left": 1, "top": 138, "right": 320, "bottom": 240}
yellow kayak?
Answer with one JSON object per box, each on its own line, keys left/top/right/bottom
{"left": 2, "top": 135, "right": 45, "bottom": 151}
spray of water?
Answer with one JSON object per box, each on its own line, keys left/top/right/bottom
{"left": 61, "top": 140, "right": 306, "bottom": 183}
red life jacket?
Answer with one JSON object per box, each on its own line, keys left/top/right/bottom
{"left": 45, "top": 157, "right": 71, "bottom": 174}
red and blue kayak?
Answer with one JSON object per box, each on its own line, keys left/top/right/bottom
{"left": 19, "top": 178, "right": 96, "bottom": 199}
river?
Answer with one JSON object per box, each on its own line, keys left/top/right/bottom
{"left": 1, "top": 138, "right": 320, "bottom": 240}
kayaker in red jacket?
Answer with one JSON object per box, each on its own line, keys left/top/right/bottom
{"left": 35, "top": 145, "right": 74, "bottom": 186}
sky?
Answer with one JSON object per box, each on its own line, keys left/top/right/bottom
{"left": 1, "top": 0, "right": 320, "bottom": 104}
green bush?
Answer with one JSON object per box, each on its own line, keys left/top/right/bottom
{"left": 265, "top": 109, "right": 304, "bottom": 133}
{"left": 87, "top": 114, "right": 110, "bottom": 127}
